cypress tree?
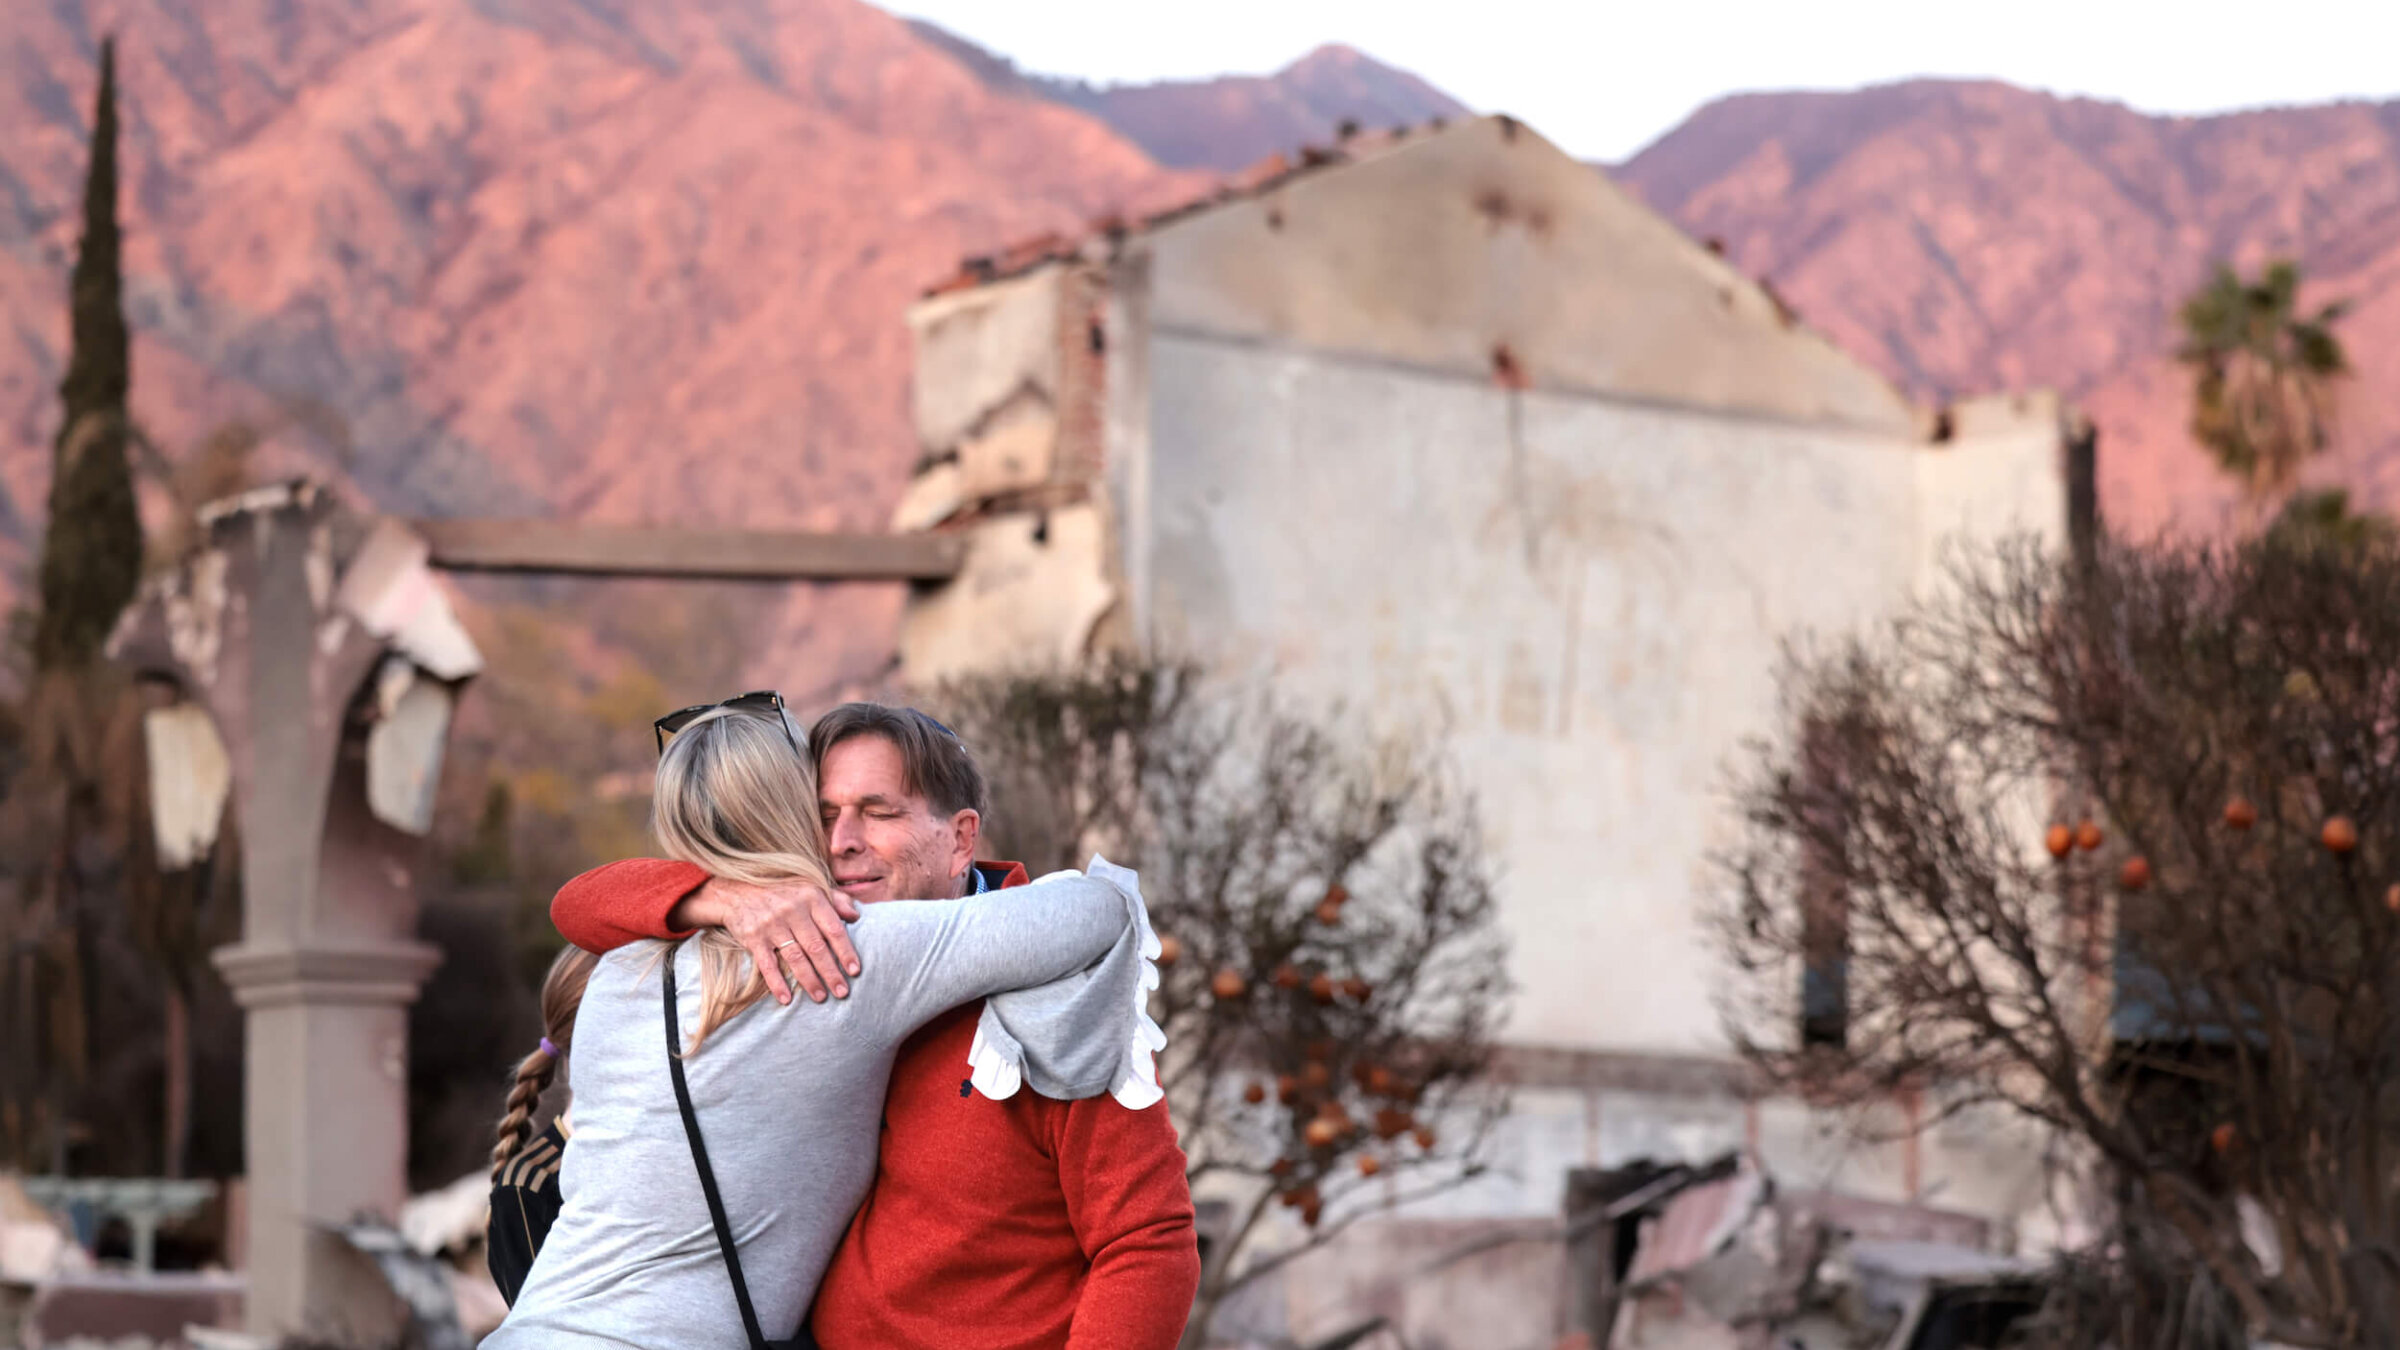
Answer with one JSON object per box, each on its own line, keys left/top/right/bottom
{"left": 36, "top": 34, "right": 142, "bottom": 672}
{"left": 4, "top": 34, "right": 148, "bottom": 1174}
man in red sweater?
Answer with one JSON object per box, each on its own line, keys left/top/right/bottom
{"left": 552, "top": 701, "right": 1200, "bottom": 1349}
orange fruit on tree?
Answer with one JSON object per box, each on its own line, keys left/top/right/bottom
{"left": 2044, "top": 824, "right": 2073, "bottom": 859}
{"left": 1243, "top": 1081, "right": 1267, "bottom": 1105}
{"left": 1211, "top": 968, "right": 1248, "bottom": 1000}
{"left": 1343, "top": 977, "right": 1372, "bottom": 1001}
{"left": 1324, "top": 883, "right": 1349, "bottom": 908}
{"left": 1367, "top": 1066, "right": 1398, "bottom": 1095}
{"left": 1301, "top": 1198, "right": 1323, "bottom": 1228}
{"left": 2223, "top": 797, "right": 2257, "bottom": 830}
{"left": 1155, "top": 935, "right": 1182, "bottom": 967}
{"left": 2210, "top": 1122, "right": 2238, "bottom": 1154}
{"left": 1301, "top": 1061, "right": 1331, "bottom": 1090}
{"left": 2075, "top": 820, "right": 2103, "bottom": 852}
{"left": 1358, "top": 1155, "right": 1382, "bottom": 1177}
{"left": 1272, "top": 964, "right": 1303, "bottom": 990}
{"left": 2324, "top": 816, "right": 2360, "bottom": 854}
{"left": 1309, "top": 973, "right": 1338, "bottom": 1004}
{"left": 1315, "top": 899, "right": 1343, "bottom": 925}
{"left": 2386, "top": 884, "right": 2400, "bottom": 914}
{"left": 1275, "top": 1073, "right": 1299, "bottom": 1103}
{"left": 1412, "top": 1125, "right": 1437, "bottom": 1149}
{"left": 1305, "top": 1117, "right": 1343, "bottom": 1149}
{"left": 2118, "top": 857, "right": 2151, "bottom": 891}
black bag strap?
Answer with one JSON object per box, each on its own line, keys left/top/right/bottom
{"left": 663, "top": 955, "right": 779, "bottom": 1350}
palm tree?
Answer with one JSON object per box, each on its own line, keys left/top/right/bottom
{"left": 2176, "top": 259, "right": 2350, "bottom": 516}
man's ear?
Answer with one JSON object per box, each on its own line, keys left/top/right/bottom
{"left": 949, "top": 809, "right": 981, "bottom": 876}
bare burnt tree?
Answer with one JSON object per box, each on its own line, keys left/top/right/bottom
{"left": 941, "top": 658, "right": 1510, "bottom": 1346}
{"left": 1716, "top": 531, "right": 2400, "bottom": 1348}
{"left": 2013, "top": 1221, "right": 2249, "bottom": 1350}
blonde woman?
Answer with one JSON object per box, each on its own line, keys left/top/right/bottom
{"left": 488, "top": 699, "right": 1159, "bottom": 1350}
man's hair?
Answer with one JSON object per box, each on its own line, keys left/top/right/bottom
{"left": 808, "top": 702, "right": 989, "bottom": 819}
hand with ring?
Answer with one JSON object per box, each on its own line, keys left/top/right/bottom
{"left": 669, "top": 877, "right": 861, "bottom": 1005}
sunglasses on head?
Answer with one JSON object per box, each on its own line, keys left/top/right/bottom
{"left": 654, "top": 690, "right": 805, "bottom": 759}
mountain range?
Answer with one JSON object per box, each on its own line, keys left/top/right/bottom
{"left": 1613, "top": 81, "right": 2400, "bottom": 535}
{"left": 1, "top": 0, "right": 1200, "bottom": 680}
{"left": 4, "top": 1, "right": 2398, "bottom": 663}
{"left": 903, "top": 23, "right": 1470, "bottom": 172}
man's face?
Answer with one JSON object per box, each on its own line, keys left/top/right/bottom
{"left": 816, "top": 734, "right": 978, "bottom": 903}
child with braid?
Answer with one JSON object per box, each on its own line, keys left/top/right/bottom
{"left": 486, "top": 943, "right": 598, "bottom": 1305}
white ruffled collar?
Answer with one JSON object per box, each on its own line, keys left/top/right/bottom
{"left": 964, "top": 856, "right": 1167, "bottom": 1110}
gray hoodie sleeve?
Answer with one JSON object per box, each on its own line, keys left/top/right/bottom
{"left": 967, "top": 857, "right": 1166, "bottom": 1108}
{"left": 840, "top": 858, "right": 1165, "bottom": 1109}
{"left": 847, "top": 870, "right": 1132, "bottom": 1037}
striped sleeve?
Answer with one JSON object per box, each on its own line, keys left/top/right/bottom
{"left": 487, "top": 1124, "right": 569, "bottom": 1305}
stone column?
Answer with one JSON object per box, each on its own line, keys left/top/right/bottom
{"left": 111, "top": 483, "right": 481, "bottom": 1339}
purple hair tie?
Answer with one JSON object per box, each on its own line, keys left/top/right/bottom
{"left": 539, "top": 1036, "right": 559, "bottom": 1058}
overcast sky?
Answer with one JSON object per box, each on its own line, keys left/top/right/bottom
{"left": 890, "top": 0, "right": 2400, "bottom": 163}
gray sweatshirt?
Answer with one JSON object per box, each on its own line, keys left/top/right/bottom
{"left": 486, "top": 865, "right": 1156, "bottom": 1350}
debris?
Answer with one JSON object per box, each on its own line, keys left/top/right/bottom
{"left": 142, "top": 704, "right": 231, "bottom": 868}
{"left": 365, "top": 661, "right": 456, "bottom": 836}
{"left": 1, "top": 1171, "right": 88, "bottom": 1283}
{"left": 336, "top": 518, "right": 481, "bottom": 682}
{"left": 1595, "top": 1155, "right": 2040, "bottom": 1349}
{"left": 323, "top": 1216, "right": 471, "bottom": 1350}
{"left": 397, "top": 1172, "right": 490, "bottom": 1260}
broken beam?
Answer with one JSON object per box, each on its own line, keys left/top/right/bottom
{"left": 410, "top": 519, "right": 965, "bottom": 582}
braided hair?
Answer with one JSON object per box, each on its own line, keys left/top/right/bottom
{"left": 491, "top": 944, "right": 600, "bottom": 1179}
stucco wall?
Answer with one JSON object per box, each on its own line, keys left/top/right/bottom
{"left": 911, "top": 269, "right": 1062, "bottom": 458}
{"left": 892, "top": 112, "right": 2077, "bottom": 1343}
{"left": 898, "top": 504, "right": 1117, "bottom": 684}
{"left": 1914, "top": 391, "right": 2070, "bottom": 580}
{"left": 1141, "top": 116, "right": 1920, "bottom": 436}
{"left": 1137, "top": 332, "right": 2061, "bottom": 1057}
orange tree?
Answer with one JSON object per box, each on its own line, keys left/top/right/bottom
{"left": 940, "top": 658, "right": 1509, "bottom": 1344}
{"left": 1716, "top": 530, "right": 2400, "bottom": 1349}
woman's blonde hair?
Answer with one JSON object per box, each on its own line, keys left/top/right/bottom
{"left": 653, "top": 703, "right": 834, "bottom": 1051}
{"left": 491, "top": 943, "right": 599, "bottom": 1178}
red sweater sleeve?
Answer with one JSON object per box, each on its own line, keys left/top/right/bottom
{"left": 1053, "top": 1095, "right": 1202, "bottom": 1349}
{"left": 550, "top": 858, "right": 709, "bottom": 953}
